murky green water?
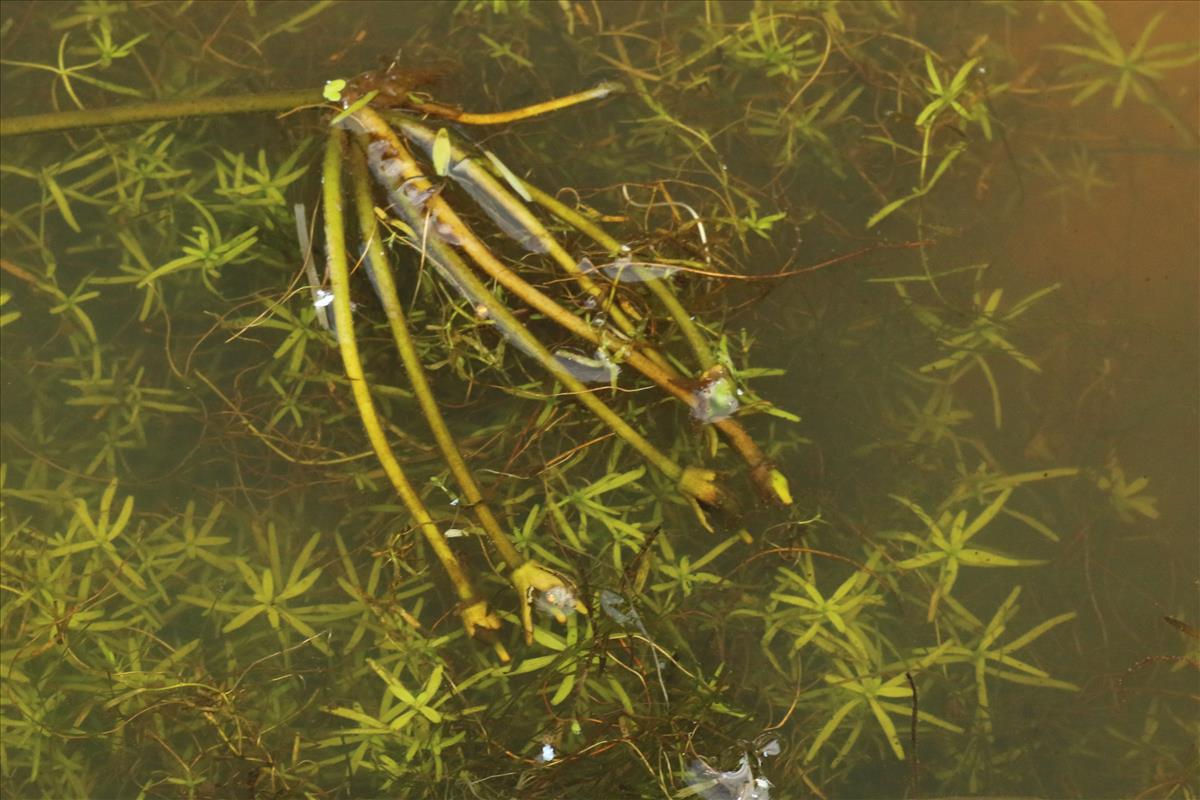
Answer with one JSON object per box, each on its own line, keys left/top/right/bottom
{"left": 2, "top": 2, "right": 1196, "bottom": 798}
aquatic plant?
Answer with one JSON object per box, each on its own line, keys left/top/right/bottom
{"left": 1, "top": 2, "right": 1195, "bottom": 798}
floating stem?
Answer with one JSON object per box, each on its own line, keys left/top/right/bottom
{"left": 0, "top": 81, "right": 618, "bottom": 137}
{"left": 524, "top": 181, "right": 715, "bottom": 367}
{"left": 348, "top": 109, "right": 725, "bottom": 509}
{"left": 416, "top": 81, "right": 624, "bottom": 126}
{"left": 0, "top": 89, "right": 322, "bottom": 136}
{"left": 347, "top": 142, "right": 525, "bottom": 572}
{"left": 321, "top": 128, "right": 503, "bottom": 648}
{"left": 348, "top": 143, "right": 584, "bottom": 643}
{"left": 390, "top": 115, "right": 647, "bottom": 339}
{"left": 524, "top": 184, "right": 789, "bottom": 505}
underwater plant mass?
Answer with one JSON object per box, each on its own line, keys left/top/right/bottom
{"left": 1, "top": 1, "right": 1197, "bottom": 798}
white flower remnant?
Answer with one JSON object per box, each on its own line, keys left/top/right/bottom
{"left": 313, "top": 288, "right": 334, "bottom": 309}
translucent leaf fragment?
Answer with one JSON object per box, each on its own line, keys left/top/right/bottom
{"left": 483, "top": 149, "right": 532, "bottom": 201}
{"left": 581, "top": 256, "right": 681, "bottom": 283}
{"left": 365, "top": 138, "right": 406, "bottom": 187}
{"left": 400, "top": 179, "right": 438, "bottom": 208}
{"left": 449, "top": 158, "right": 548, "bottom": 252}
{"left": 599, "top": 589, "right": 668, "bottom": 702}
{"left": 599, "top": 589, "right": 642, "bottom": 628}
{"left": 692, "top": 368, "right": 740, "bottom": 424}
{"left": 592, "top": 80, "right": 625, "bottom": 98}
{"left": 432, "top": 216, "right": 463, "bottom": 246}
{"left": 553, "top": 348, "right": 620, "bottom": 384}
{"left": 686, "top": 754, "right": 771, "bottom": 800}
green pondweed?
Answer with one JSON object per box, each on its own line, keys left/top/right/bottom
{"left": 1, "top": 2, "right": 1194, "bottom": 798}
{"left": 1048, "top": 0, "right": 1200, "bottom": 142}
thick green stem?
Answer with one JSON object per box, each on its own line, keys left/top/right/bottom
{"left": 434, "top": 81, "right": 623, "bottom": 125}
{"left": 321, "top": 129, "right": 500, "bottom": 640}
{"left": 348, "top": 108, "right": 725, "bottom": 508}
{"left": 0, "top": 81, "right": 620, "bottom": 138}
{"left": 0, "top": 89, "right": 321, "bottom": 136}
{"left": 525, "top": 185, "right": 790, "bottom": 505}
{"left": 401, "top": 115, "right": 714, "bottom": 372}
{"left": 346, "top": 141, "right": 525, "bottom": 572}
{"left": 389, "top": 115, "right": 647, "bottom": 341}
{"left": 393, "top": 119, "right": 788, "bottom": 502}
{"left": 523, "top": 182, "right": 716, "bottom": 367}
{"left": 360, "top": 115, "right": 672, "bottom": 392}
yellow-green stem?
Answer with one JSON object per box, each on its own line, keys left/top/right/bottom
{"left": 401, "top": 122, "right": 783, "bottom": 500}
{"left": 428, "top": 81, "right": 623, "bottom": 125}
{"left": 346, "top": 142, "right": 525, "bottom": 572}
{"left": 392, "top": 199, "right": 687, "bottom": 488}
{"left": 361, "top": 112, "right": 675, "bottom": 392}
{"left": 348, "top": 109, "right": 723, "bottom": 506}
{"left": 389, "top": 115, "right": 646, "bottom": 340}
{"left": 525, "top": 185, "right": 788, "bottom": 504}
{"left": 0, "top": 80, "right": 617, "bottom": 137}
{"left": 321, "top": 129, "right": 488, "bottom": 613}
{"left": 0, "top": 89, "right": 321, "bottom": 137}
{"left": 523, "top": 182, "right": 716, "bottom": 367}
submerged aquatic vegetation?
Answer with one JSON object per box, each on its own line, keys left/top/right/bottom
{"left": 1, "top": 1, "right": 1196, "bottom": 798}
